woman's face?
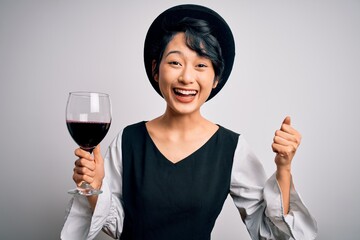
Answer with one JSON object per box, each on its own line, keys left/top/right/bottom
{"left": 154, "top": 32, "right": 218, "bottom": 116}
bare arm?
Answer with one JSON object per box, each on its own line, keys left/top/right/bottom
{"left": 272, "top": 116, "right": 301, "bottom": 214}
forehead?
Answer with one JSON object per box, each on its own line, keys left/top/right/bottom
{"left": 163, "top": 33, "right": 209, "bottom": 59}
{"left": 164, "top": 32, "right": 187, "bottom": 50}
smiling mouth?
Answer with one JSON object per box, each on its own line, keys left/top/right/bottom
{"left": 173, "top": 88, "right": 198, "bottom": 96}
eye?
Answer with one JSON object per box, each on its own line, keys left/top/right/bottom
{"left": 197, "top": 63, "right": 208, "bottom": 68}
{"left": 168, "top": 61, "right": 182, "bottom": 66}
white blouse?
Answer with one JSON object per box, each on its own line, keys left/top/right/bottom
{"left": 61, "top": 129, "right": 317, "bottom": 240}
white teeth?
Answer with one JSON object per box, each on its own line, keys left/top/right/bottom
{"left": 174, "top": 88, "right": 197, "bottom": 95}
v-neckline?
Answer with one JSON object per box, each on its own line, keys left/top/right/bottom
{"left": 143, "top": 121, "right": 220, "bottom": 165}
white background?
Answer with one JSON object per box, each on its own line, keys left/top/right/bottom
{"left": 1, "top": 0, "right": 359, "bottom": 239}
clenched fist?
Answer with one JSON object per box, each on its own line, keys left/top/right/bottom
{"left": 73, "top": 145, "right": 105, "bottom": 191}
{"left": 272, "top": 116, "right": 302, "bottom": 171}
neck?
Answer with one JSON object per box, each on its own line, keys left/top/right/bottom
{"left": 158, "top": 108, "right": 207, "bottom": 132}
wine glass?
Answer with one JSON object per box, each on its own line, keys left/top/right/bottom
{"left": 66, "top": 92, "right": 111, "bottom": 196}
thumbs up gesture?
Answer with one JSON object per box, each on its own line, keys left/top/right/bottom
{"left": 272, "top": 116, "right": 302, "bottom": 170}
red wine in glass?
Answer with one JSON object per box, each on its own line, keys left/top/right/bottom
{"left": 66, "top": 92, "right": 111, "bottom": 196}
{"left": 66, "top": 121, "right": 111, "bottom": 152}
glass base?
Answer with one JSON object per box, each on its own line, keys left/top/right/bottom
{"left": 68, "top": 182, "right": 102, "bottom": 196}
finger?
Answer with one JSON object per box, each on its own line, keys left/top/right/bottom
{"left": 274, "top": 132, "right": 300, "bottom": 152}
{"left": 272, "top": 143, "right": 296, "bottom": 156}
{"left": 280, "top": 123, "right": 297, "bottom": 134}
{"left": 74, "top": 164, "right": 95, "bottom": 176}
{"left": 73, "top": 172, "right": 94, "bottom": 185}
{"left": 280, "top": 116, "right": 292, "bottom": 132}
{"left": 92, "top": 145, "right": 104, "bottom": 165}
{"left": 282, "top": 116, "right": 291, "bottom": 126}
{"left": 280, "top": 122, "right": 302, "bottom": 141}
{"left": 73, "top": 164, "right": 96, "bottom": 185}
{"left": 272, "top": 136, "right": 297, "bottom": 153}
{"left": 275, "top": 130, "right": 298, "bottom": 143}
{"left": 74, "top": 148, "right": 94, "bottom": 160}
{"left": 273, "top": 135, "right": 291, "bottom": 146}
{"left": 74, "top": 158, "right": 96, "bottom": 171}
{"left": 279, "top": 128, "right": 302, "bottom": 147}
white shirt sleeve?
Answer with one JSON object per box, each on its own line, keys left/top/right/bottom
{"left": 230, "top": 135, "right": 318, "bottom": 240}
{"left": 61, "top": 130, "right": 125, "bottom": 240}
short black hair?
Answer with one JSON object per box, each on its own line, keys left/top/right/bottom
{"left": 152, "top": 17, "right": 225, "bottom": 82}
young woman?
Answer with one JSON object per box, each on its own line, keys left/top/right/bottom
{"left": 61, "top": 4, "right": 317, "bottom": 240}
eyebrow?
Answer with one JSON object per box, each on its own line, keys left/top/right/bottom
{"left": 165, "top": 50, "right": 183, "bottom": 58}
{"left": 164, "top": 49, "right": 211, "bottom": 62}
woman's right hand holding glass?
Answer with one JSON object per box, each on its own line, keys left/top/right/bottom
{"left": 73, "top": 145, "right": 105, "bottom": 208}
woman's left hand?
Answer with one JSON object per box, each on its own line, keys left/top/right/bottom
{"left": 272, "top": 116, "right": 302, "bottom": 171}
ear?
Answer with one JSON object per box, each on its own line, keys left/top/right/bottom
{"left": 212, "top": 78, "right": 219, "bottom": 89}
{"left": 152, "top": 60, "right": 159, "bottom": 82}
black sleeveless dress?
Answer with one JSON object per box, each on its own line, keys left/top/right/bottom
{"left": 120, "top": 121, "right": 239, "bottom": 240}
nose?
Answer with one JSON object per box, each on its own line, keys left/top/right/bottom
{"left": 178, "top": 66, "right": 195, "bottom": 84}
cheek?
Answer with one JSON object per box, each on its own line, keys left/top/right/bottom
{"left": 158, "top": 64, "right": 177, "bottom": 87}
{"left": 157, "top": 75, "right": 173, "bottom": 98}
